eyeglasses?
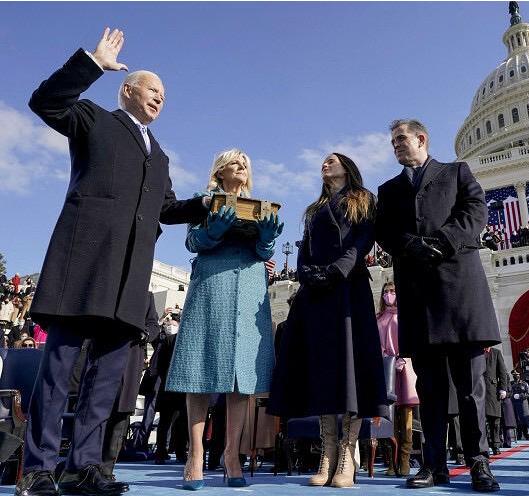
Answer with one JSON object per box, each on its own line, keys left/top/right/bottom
{"left": 21, "top": 343, "right": 35, "bottom": 348}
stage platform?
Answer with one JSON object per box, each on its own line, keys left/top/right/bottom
{"left": 2, "top": 442, "right": 528, "bottom": 495}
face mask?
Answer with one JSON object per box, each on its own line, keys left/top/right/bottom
{"left": 383, "top": 293, "right": 396, "bottom": 306}
{"left": 165, "top": 324, "right": 179, "bottom": 335}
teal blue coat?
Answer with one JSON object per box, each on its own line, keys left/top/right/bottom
{"left": 166, "top": 195, "right": 276, "bottom": 395}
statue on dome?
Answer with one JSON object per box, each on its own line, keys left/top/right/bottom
{"left": 509, "top": 1, "right": 522, "bottom": 26}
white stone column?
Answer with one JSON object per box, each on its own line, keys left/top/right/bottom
{"left": 515, "top": 181, "right": 529, "bottom": 227}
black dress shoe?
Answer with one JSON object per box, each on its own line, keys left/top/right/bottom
{"left": 15, "top": 471, "right": 58, "bottom": 496}
{"left": 470, "top": 459, "right": 500, "bottom": 492}
{"left": 491, "top": 447, "right": 500, "bottom": 456}
{"left": 406, "top": 467, "right": 450, "bottom": 489}
{"left": 58, "top": 465, "right": 128, "bottom": 495}
{"left": 101, "top": 474, "right": 129, "bottom": 493}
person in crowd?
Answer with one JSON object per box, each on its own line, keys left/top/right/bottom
{"left": 16, "top": 27, "right": 209, "bottom": 496}
{"left": 10, "top": 274, "right": 20, "bottom": 294}
{"left": 482, "top": 225, "right": 499, "bottom": 251}
{"left": 500, "top": 381, "right": 517, "bottom": 448}
{"left": 152, "top": 309, "right": 188, "bottom": 465}
{"left": 376, "top": 119, "right": 501, "bottom": 492}
{"left": 166, "top": 149, "right": 282, "bottom": 490}
{"left": 268, "top": 152, "right": 388, "bottom": 488}
{"left": 510, "top": 370, "right": 529, "bottom": 440}
{"left": 15, "top": 336, "right": 37, "bottom": 349}
{"left": 376, "top": 281, "right": 419, "bottom": 476}
{"left": 483, "top": 347, "right": 509, "bottom": 455}
{"left": 510, "top": 230, "right": 520, "bottom": 248}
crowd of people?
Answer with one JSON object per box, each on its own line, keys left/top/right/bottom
{"left": 3, "top": 26, "right": 528, "bottom": 496}
{"left": 482, "top": 223, "right": 529, "bottom": 251}
{"left": 0, "top": 273, "right": 43, "bottom": 349}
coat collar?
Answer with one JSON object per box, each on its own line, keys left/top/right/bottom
{"left": 112, "top": 109, "right": 149, "bottom": 157}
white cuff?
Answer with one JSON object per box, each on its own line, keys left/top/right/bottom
{"left": 84, "top": 50, "right": 104, "bottom": 70}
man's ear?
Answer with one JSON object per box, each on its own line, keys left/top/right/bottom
{"left": 122, "top": 83, "right": 132, "bottom": 99}
{"left": 418, "top": 134, "right": 426, "bottom": 147}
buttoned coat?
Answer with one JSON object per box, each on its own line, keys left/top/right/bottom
{"left": 166, "top": 191, "right": 276, "bottom": 395}
{"left": 376, "top": 159, "right": 501, "bottom": 356}
{"left": 28, "top": 49, "right": 206, "bottom": 333}
{"left": 268, "top": 191, "right": 389, "bottom": 418}
{"left": 484, "top": 348, "right": 509, "bottom": 418}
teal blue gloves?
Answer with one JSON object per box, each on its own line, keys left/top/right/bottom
{"left": 257, "top": 214, "right": 284, "bottom": 244}
{"left": 207, "top": 205, "right": 236, "bottom": 240}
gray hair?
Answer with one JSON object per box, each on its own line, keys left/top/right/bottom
{"left": 389, "top": 119, "right": 429, "bottom": 147}
{"left": 118, "top": 70, "right": 161, "bottom": 109}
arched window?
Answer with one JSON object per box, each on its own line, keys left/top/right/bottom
{"left": 510, "top": 69, "right": 515, "bottom": 77}
{"left": 522, "top": 66, "right": 528, "bottom": 74}
{"left": 476, "top": 127, "right": 481, "bottom": 140}
{"left": 489, "top": 80, "right": 494, "bottom": 89}
{"left": 486, "top": 120, "right": 492, "bottom": 134}
{"left": 512, "top": 107, "right": 520, "bottom": 123}
{"left": 482, "top": 87, "right": 486, "bottom": 95}
{"left": 498, "top": 113, "right": 505, "bottom": 127}
{"left": 468, "top": 134, "right": 472, "bottom": 145}
{"left": 499, "top": 74, "right": 504, "bottom": 83}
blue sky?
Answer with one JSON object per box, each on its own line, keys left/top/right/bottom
{"left": 0, "top": 1, "right": 516, "bottom": 275}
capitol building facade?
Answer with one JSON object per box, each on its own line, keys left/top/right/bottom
{"left": 151, "top": 5, "right": 529, "bottom": 371}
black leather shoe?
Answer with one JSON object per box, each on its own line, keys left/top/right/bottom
{"left": 58, "top": 465, "right": 128, "bottom": 495}
{"left": 491, "top": 447, "right": 500, "bottom": 456}
{"left": 470, "top": 459, "right": 500, "bottom": 492}
{"left": 406, "top": 467, "right": 450, "bottom": 489}
{"left": 101, "top": 474, "right": 129, "bottom": 493}
{"left": 15, "top": 471, "right": 58, "bottom": 496}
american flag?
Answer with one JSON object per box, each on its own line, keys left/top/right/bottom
{"left": 485, "top": 186, "right": 527, "bottom": 248}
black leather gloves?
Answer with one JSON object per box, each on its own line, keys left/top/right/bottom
{"left": 299, "top": 264, "right": 342, "bottom": 289}
{"left": 404, "top": 235, "right": 446, "bottom": 266}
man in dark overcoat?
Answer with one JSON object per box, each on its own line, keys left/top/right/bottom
{"left": 376, "top": 119, "right": 501, "bottom": 492}
{"left": 483, "top": 347, "right": 509, "bottom": 454}
{"left": 510, "top": 370, "right": 529, "bottom": 439}
{"left": 17, "top": 29, "right": 208, "bottom": 496}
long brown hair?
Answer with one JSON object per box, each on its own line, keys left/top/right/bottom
{"left": 377, "top": 281, "right": 396, "bottom": 318}
{"left": 303, "top": 152, "right": 375, "bottom": 225}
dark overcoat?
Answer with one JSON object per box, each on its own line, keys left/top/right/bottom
{"left": 268, "top": 191, "right": 389, "bottom": 418}
{"left": 484, "top": 348, "right": 509, "bottom": 418}
{"left": 116, "top": 292, "right": 160, "bottom": 412}
{"left": 28, "top": 49, "right": 207, "bottom": 333}
{"left": 376, "top": 159, "right": 501, "bottom": 356}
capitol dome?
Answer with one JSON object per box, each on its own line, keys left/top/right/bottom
{"left": 456, "top": 7, "right": 529, "bottom": 160}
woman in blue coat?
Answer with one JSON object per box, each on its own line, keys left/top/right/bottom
{"left": 166, "top": 149, "right": 283, "bottom": 490}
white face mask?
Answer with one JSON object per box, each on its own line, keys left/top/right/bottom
{"left": 165, "top": 324, "right": 179, "bottom": 335}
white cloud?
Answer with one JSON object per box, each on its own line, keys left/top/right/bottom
{"left": 299, "top": 132, "right": 395, "bottom": 184}
{"left": 252, "top": 132, "right": 395, "bottom": 199}
{"left": 0, "top": 101, "right": 69, "bottom": 194}
{"left": 162, "top": 146, "right": 201, "bottom": 193}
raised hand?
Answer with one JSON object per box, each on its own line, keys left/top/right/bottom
{"left": 257, "top": 214, "right": 284, "bottom": 244}
{"left": 92, "top": 27, "right": 129, "bottom": 71}
{"left": 207, "top": 206, "right": 236, "bottom": 240}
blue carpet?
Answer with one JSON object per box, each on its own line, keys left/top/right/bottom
{"left": 1, "top": 442, "right": 528, "bottom": 495}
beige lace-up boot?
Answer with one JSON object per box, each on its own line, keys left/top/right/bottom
{"left": 331, "top": 414, "right": 362, "bottom": 488}
{"left": 309, "top": 415, "right": 338, "bottom": 486}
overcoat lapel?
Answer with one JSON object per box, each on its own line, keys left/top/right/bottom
{"left": 113, "top": 109, "right": 149, "bottom": 157}
{"left": 416, "top": 159, "right": 446, "bottom": 193}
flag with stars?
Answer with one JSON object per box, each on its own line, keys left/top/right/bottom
{"left": 485, "top": 186, "right": 523, "bottom": 248}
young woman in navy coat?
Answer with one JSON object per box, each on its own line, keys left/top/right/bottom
{"left": 268, "top": 153, "right": 388, "bottom": 488}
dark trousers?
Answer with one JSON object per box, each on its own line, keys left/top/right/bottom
{"left": 100, "top": 405, "right": 130, "bottom": 476}
{"left": 486, "top": 416, "right": 501, "bottom": 449}
{"left": 137, "top": 376, "right": 161, "bottom": 450}
{"left": 413, "top": 346, "right": 488, "bottom": 470}
{"left": 23, "top": 321, "right": 130, "bottom": 473}
{"left": 447, "top": 415, "right": 463, "bottom": 457}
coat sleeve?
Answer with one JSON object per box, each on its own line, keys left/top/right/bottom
{"left": 28, "top": 49, "right": 104, "bottom": 138}
{"left": 255, "top": 240, "right": 275, "bottom": 261}
{"left": 496, "top": 350, "right": 509, "bottom": 392}
{"left": 375, "top": 184, "right": 414, "bottom": 257}
{"left": 433, "top": 162, "right": 487, "bottom": 256}
{"left": 330, "top": 218, "right": 375, "bottom": 279}
{"left": 159, "top": 178, "right": 209, "bottom": 226}
{"left": 144, "top": 292, "right": 161, "bottom": 343}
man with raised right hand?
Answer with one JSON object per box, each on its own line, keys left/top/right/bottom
{"left": 17, "top": 28, "right": 208, "bottom": 496}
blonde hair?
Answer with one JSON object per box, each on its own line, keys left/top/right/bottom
{"left": 377, "top": 281, "right": 396, "bottom": 317}
{"left": 304, "top": 153, "right": 375, "bottom": 226}
{"left": 207, "top": 148, "right": 253, "bottom": 196}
